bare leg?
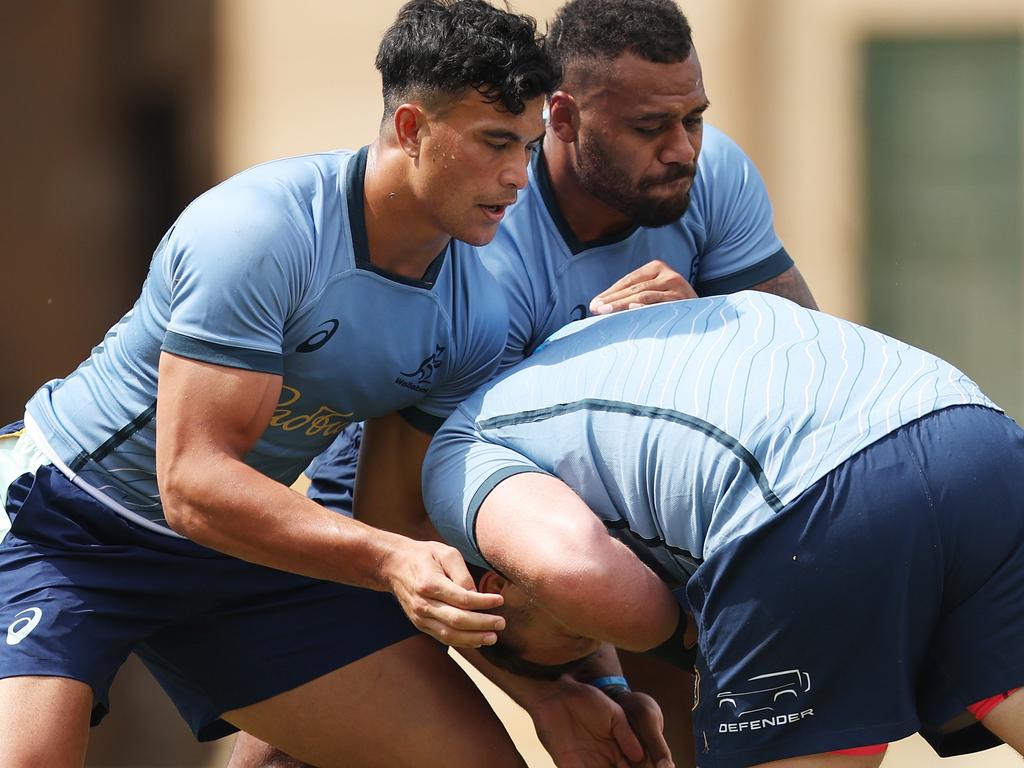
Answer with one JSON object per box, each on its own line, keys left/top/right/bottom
{"left": 0, "top": 676, "right": 93, "bottom": 767}
{"left": 223, "top": 635, "right": 526, "bottom": 768}
{"left": 619, "top": 651, "right": 697, "bottom": 767}
{"left": 227, "top": 735, "right": 307, "bottom": 768}
{"left": 976, "top": 687, "right": 1024, "bottom": 753}
{"left": 753, "top": 753, "right": 884, "bottom": 768}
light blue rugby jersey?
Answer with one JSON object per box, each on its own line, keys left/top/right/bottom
{"left": 304, "top": 125, "right": 794, "bottom": 510}
{"left": 482, "top": 124, "right": 793, "bottom": 372}
{"left": 424, "top": 293, "right": 998, "bottom": 584}
{"left": 25, "top": 147, "right": 507, "bottom": 535}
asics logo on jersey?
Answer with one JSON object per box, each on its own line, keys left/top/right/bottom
{"left": 6, "top": 607, "right": 42, "bottom": 646}
{"left": 297, "top": 320, "right": 340, "bottom": 353}
{"left": 396, "top": 345, "right": 446, "bottom": 392}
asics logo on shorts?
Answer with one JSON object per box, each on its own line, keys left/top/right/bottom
{"left": 6, "top": 607, "right": 43, "bottom": 646}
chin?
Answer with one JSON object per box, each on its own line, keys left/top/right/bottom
{"left": 455, "top": 225, "right": 500, "bottom": 247}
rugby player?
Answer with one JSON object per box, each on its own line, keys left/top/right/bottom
{"left": 425, "top": 294, "right": 1024, "bottom": 767}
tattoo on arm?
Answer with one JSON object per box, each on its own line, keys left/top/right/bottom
{"left": 751, "top": 266, "right": 818, "bottom": 310}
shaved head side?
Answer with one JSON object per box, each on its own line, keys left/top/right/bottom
{"left": 547, "top": 0, "right": 692, "bottom": 91}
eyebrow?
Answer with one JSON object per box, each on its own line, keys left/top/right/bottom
{"left": 632, "top": 100, "right": 712, "bottom": 122}
{"left": 482, "top": 128, "right": 547, "bottom": 146}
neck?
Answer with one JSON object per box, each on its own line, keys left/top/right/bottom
{"left": 362, "top": 140, "right": 450, "bottom": 278}
{"left": 543, "top": 132, "right": 633, "bottom": 244}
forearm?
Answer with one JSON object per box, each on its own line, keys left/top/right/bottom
{"left": 160, "top": 452, "right": 405, "bottom": 591}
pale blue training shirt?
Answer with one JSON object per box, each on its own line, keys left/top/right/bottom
{"left": 25, "top": 147, "right": 507, "bottom": 534}
{"left": 424, "top": 294, "right": 998, "bottom": 583}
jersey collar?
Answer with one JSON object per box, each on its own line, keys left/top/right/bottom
{"left": 532, "top": 145, "right": 640, "bottom": 256}
{"left": 345, "top": 145, "right": 449, "bottom": 288}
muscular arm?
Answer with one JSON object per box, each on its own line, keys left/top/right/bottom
{"left": 476, "top": 472, "right": 679, "bottom": 652}
{"left": 155, "top": 353, "right": 502, "bottom": 645}
{"left": 751, "top": 264, "right": 817, "bottom": 310}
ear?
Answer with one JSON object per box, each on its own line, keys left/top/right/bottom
{"left": 393, "top": 103, "right": 427, "bottom": 159}
{"left": 547, "top": 91, "right": 580, "bottom": 144}
{"left": 478, "top": 569, "right": 511, "bottom": 596}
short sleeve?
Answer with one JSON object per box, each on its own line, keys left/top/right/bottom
{"left": 160, "top": 176, "right": 314, "bottom": 374}
{"left": 423, "top": 407, "right": 550, "bottom": 567}
{"left": 692, "top": 127, "right": 792, "bottom": 296}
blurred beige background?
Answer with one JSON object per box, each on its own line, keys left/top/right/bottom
{"left": 2, "top": 1, "right": 1022, "bottom": 766}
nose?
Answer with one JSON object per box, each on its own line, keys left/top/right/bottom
{"left": 658, "top": 122, "right": 697, "bottom": 166}
{"left": 500, "top": 153, "right": 530, "bottom": 190}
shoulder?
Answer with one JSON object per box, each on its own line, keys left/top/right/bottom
{"left": 449, "top": 243, "right": 510, "bottom": 333}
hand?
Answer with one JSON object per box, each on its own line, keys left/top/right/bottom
{"left": 604, "top": 688, "right": 674, "bottom": 768}
{"left": 527, "top": 678, "right": 647, "bottom": 768}
{"left": 590, "top": 260, "right": 697, "bottom": 316}
{"left": 380, "top": 538, "right": 505, "bottom": 647}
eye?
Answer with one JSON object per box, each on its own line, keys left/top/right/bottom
{"left": 634, "top": 125, "right": 663, "bottom": 136}
{"left": 487, "top": 141, "right": 510, "bottom": 151}
{"left": 684, "top": 115, "right": 705, "bottom": 131}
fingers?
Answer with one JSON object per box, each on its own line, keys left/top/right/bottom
{"left": 610, "top": 711, "right": 645, "bottom": 765}
{"left": 437, "top": 544, "right": 480, "bottom": 592}
{"left": 405, "top": 591, "right": 504, "bottom": 647}
{"left": 590, "top": 261, "right": 697, "bottom": 316}
{"left": 393, "top": 544, "right": 506, "bottom": 647}
{"left": 593, "top": 262, "right": 664, "bottom": 301}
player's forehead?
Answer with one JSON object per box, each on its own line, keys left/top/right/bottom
{"left": 580, "top": 51, "right": 707, "bottom": 118}
{"left": 432, "top": 89, "right": 546, "bottom": 139}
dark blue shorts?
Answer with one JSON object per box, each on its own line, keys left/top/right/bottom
{"left": 306, "top": 422, "right": 363, "bottom": 515}
{"left": 686, "top": 406, "right": 1024, "bottom": 767}
{"left": 0, "top": 462, "right": 418, "bottom": 741}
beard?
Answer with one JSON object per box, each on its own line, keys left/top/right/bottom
{"left": 575, "top": 132, "right": 695, "bottom": 228}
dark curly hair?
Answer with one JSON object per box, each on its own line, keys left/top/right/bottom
{"left": 547, "top": 0, "right": 693, "bottom": 83}
{"left": 376, "top": 0, "right": 558, "bottom": 119}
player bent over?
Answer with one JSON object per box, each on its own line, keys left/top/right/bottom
{"left": 426, "top": 293, "right": 1024, "bottom": 767}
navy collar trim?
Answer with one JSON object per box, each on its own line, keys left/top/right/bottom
{"left": 533, "top": 146, "right": 640, "bottom": 256}
{"left": 345, "top": 146, "right": 448, "bottom": 288}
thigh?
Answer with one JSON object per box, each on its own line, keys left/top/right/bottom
{"left": 139, "top": 570, "right": 420, "bottom": 741}
{"left": 0, "top": 467, "right": 173, "bottom": 722}
{"left": 0, "top": 675, "right": 93, "bottom": 767}
{"left": 224, "top": 634, "right": 526, "bottom": 768}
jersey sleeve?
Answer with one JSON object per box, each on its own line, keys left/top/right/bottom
{"left": 159, "top": 176, "right": 314, "bottom": 375}
{"left": 423, "top": 408, "right": 550, "bottom": 567}
{"left": 692, "top": 127, "right": 793, "bottom": 296}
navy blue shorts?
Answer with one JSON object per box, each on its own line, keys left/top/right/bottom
{"left": 306, "top": 421, "right": 362, "bottom": 515}
{"left": 0, "top": 463, "right": 418, "bottom": 741}
{"left": 686, "top": 406, "right": 1024, "bottom": 767}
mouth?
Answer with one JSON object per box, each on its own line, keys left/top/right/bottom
{"left": 479, "top": 203, "right": 511, "bottom": 222}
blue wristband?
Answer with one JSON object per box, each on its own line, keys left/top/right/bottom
{"left": 588, "top": 675, "right": 631, "bottom": 692}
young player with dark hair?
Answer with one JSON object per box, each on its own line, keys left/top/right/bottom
{"left": 0, "top": 2, "right": 566, "bottom": 766}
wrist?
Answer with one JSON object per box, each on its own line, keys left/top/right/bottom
{"left": 588, "top": 674, "right": 632, "bottom": 700}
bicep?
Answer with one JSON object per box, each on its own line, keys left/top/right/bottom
{"left": 475, "top": 472, "right": 612, "bottom": 585}
{"left": 156, "top": 352, "right": 283, "bottom": 467}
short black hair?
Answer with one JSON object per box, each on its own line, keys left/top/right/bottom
{"left": 376, "top": 0, "right": 558, "bottom": 119}
{"left": 547, "top": 0, "right": 693, "bottom": 81}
